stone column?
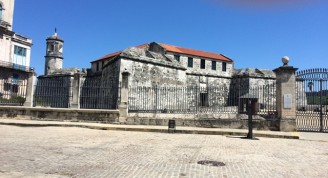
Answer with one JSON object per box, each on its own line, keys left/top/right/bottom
{"left": 118, "top": 71, "right": 130, "bottom": 123}
{"left": 70, "top": 73, "right": 83, "bottom": 109}
{"left": 273, "top": 56, "right": 298, "bottom": 132}
{"left": 24, "top": 71, "right": 36, "bottom": 107}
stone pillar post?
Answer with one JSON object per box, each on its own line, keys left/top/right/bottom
{"left": 273, "top": 56, "right": 298, "bottom": 132}
{"left": 24, "top": 71, "right": 36, "bottom": 107}
{"left": 118, "top": 71, "right": 130, "bottom": 123}
{"left": 70, "top": 73, "right": 83, "bottom": 109}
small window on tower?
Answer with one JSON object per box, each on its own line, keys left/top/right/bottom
{"left": 48, "top": 44, "right": 54, "bottom": 52}
{"left": 59, "top": 44, "right": 63, "bottom": 53}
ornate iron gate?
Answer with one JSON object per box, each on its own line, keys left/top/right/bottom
{"left": 296, "top": 68, "right": 328, "bottom": 132}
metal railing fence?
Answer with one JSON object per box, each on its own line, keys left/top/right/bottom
{"left": 0, "top": 78, "right": 27, "bottom": 106}
{"left": 0, "top": 60, "right": 32, "bottom": 72}
{"left": 296, "top": 71, "right": 328, "bottom": 132}
{"left": 80, "top": 78, "right": 120, "bottom": 109}
{"left": 33, "top": 77, "right": 72, "bottom": 108}
{"left": 128, "top": 84, "right": 276, "bottom": 115}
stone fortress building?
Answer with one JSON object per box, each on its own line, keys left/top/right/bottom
{"left": 0, "top": 0, "right": 33, "bottom": 101}
{"left": 31, "top": 31, "right": 311, "bottom": 131}
{"left": 90, "top": 42, "right": 234, "bottom": 88}
{"left": 36, "top": 31, "right": 279, "bottom": 114}
{"left": 88, "top": 42, "right": 277, "bottom": 112}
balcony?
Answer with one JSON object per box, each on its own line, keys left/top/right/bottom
{"left": 0, "top": 20, "right": 11, "bottom": 29}
{"left": 0, "top": 60, "right": 33, "bottom": 72}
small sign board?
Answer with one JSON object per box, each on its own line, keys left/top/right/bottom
{"left": 283, "top": 94, "right": 292, "bottom": 109}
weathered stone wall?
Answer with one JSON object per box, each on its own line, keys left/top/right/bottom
{"left": 249, "top": 78, "right": 276, "bottom": 109}
{"left": 0, "top": 106, "right": 119, "bottom": 123}
{"left": 128, "top": 113, "right": 279, "bottom": 131}
{"left": 120, "top": 56, "right": 187, "bottom": 111}
{"left": 232, "top": 69, "right": 277, "bottom": 111}
{"left": 186, "top": 75, "right": 231, "bottom": 87}
{"left": 186, "top": 75, "right": 232, "bottom": 107}
{"left": 120, "top": 58, "right": 186, "bottom": 87}
{"left": 45, "top": 57, "right": 63, "bottom": 75}
{"left": 100, "top": 59, "right": 120, "bottom": 107}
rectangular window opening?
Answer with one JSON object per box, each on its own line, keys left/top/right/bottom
{"left": 188, "top": 57, "right": 193, "bottom": 68}
{"left": 14, "top": 46, "right": 27, "bottom": 56}
{"left": 222, "top": 62, "right": 227, "bottom": 72}
{"left": 212, "top": 61, "right": 216, "bottom": 70}
{"left": 200, "top": 93, "right": 209, "bottom": 107}
{"left": 200, "top": 59, "right": 205, "bottom": 69}
{"left": 174, "top": 55, "right": 180, "bottom": 62}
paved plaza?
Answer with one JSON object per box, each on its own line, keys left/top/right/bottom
{"left": 0, "top": 125, "right": 328, "bottom": 178}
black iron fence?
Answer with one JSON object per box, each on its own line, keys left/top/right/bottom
{"left": 80, "top": 77, "right": 120, "bottom": 109}
{"left": 0, "top": 78, "right": 27, "bottom": 106}
{"left": 296, "top": 68, "right": 328, "bottom": 132}
{"left": 33, "top": 77, "right": 72, "bottom": 108}
{"left": 128, "top": 84, "right": 276, "bottom": 115}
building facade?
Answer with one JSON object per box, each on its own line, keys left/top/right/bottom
{"left": 36, "top": 39, "right": 280, "bottom": 113}
{"left": 0, "top": 0, "right": 33, "bottom": 103}
{"left": 91, "top": 42, "right": 234, "bottom": 87}
{"left": 87, "top": 42, "right": 235, "bottom": 110}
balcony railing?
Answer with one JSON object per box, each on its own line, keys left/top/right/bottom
{"left": 0, "top": 20, "right": 11, "bottom": 28}
{"left": 0, "top": 60, "right": 33, "bottom": 72}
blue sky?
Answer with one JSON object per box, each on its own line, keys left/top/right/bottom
{"left": 13, "top": 0, "right": 328, "bottom": 75}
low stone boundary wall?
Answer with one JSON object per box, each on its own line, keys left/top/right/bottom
{"left": 0, "top": 106, "right": 119, "bottom": 123}
{"left": 0, "top": 107, "right": 281, "bottom": 131}
{"left": 128, "top": 113, "right": 280, "bottom": 131}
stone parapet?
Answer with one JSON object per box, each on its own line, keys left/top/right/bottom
{"left": 0, "top": 106, "right": 119, "bottom": 123}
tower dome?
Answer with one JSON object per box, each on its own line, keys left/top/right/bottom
{"left": 44, "top": 30, "right": 64, "bottom": 75}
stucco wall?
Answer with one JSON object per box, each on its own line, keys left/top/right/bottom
{"left": 0, "top": 33, "right": 12, "bottom": 63}
{"left": 1, "top": 0, "right": 15, "bottom": 30}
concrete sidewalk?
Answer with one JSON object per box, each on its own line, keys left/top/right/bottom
{"left": 0, "top": 119, "right": 300, "bottom": 139}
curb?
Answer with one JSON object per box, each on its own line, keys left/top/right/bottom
{"left": 0, "top": 122, "right": 299, "bottom": 140}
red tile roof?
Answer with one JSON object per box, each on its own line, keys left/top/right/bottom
{"left": 159, "top": 43, "right": 232, "bottom": 62}
{"left": 92, "top": 42, "right": 233, "bottom": 63}
{"left": 94, "top": 51, "right": 121, "bottom": 62}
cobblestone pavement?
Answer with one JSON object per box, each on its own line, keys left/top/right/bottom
{"left": 0, "top": 125, "right": 328, "bottom": 178}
